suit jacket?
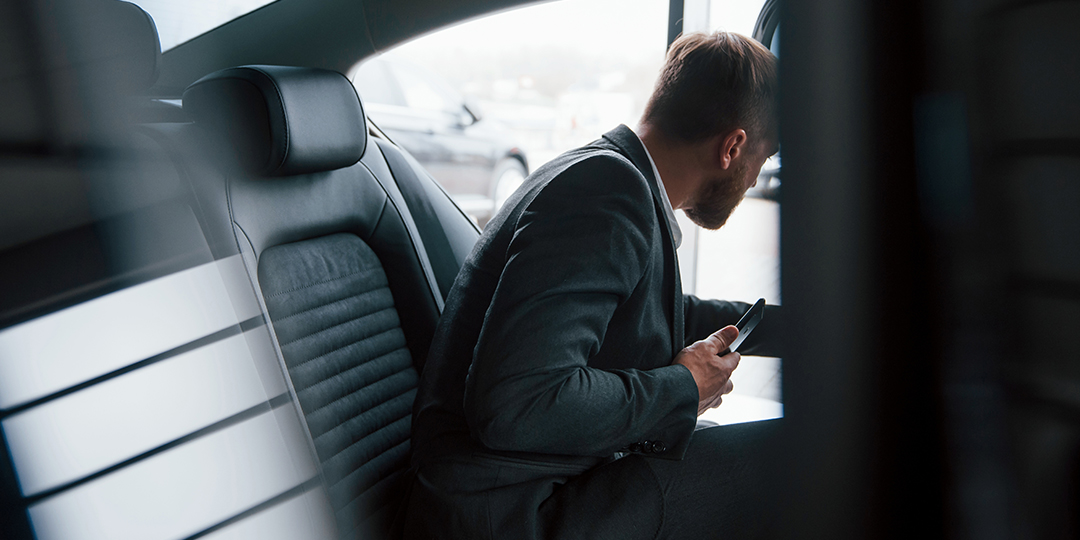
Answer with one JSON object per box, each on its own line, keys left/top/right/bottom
{"left": 404, "top": 125, "right": 782, "bottom": 540}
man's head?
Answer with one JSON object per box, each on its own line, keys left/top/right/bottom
{"left": 641, "top": 31, "right": 778, "bottom": 229}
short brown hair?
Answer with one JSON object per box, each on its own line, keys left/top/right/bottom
{"left": 642, "top": 31, "right": 778, "bottom": 143}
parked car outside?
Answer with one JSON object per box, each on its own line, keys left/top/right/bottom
{"left": 352, "top": 56, "right": 528, "bottom": 225}
{"left": 746, "top": 152, "right": 781, "bottom": 201}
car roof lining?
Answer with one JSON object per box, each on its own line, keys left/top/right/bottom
{"left": 155, "top": 0, "right": 544, "bottom": 95}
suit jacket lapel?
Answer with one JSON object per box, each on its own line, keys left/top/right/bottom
{"left": 600, "top": 125, "right": 685, "bottom": 357}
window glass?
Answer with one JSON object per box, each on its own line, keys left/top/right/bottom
{"left": 357, "top": 0, "right": 668, "bottom": 226}
{"left": 353, "top": 60, "right": 404, "bottom": 107}
{"left": 130, "top": 0, "right": 277, "bottom": 51}
{"left": 707, "top": 0, "right": 769, "bottom": 33}
{"left": 391, "top": 62, "right": 456, "bottom": 114}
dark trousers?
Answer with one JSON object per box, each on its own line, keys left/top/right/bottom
{"left": 405, "top": 419, "right": 782, "bottom": 540}
{"left": 642, "top": 419, "right": 781, "bottom": 539}
{"left": 539, "top": 419, "right": 781, "bottom": 540}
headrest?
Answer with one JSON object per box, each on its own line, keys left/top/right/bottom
{"left": 62, "top": 0, "right": 161, "bottom": 94}
{"left": 0, "top": 0, "right": 160, "bottom": 145}
{"left": 182, "top": 66, "right": 367, "bottom": 176}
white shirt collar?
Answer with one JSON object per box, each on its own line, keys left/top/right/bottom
{"left": 632, "top": 128, "right": 682, "bottom": 248}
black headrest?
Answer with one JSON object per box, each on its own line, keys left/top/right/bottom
{"left": 51, "top": 0, "right": 161, "bottom": 94}
{"left": 182, "top": 66, "right": 367, "bottom": 176}
{"left": 0, "top": 0, "right": 161, "bottom": 144}
{"left": 89, "top": 0, "right": 161, "bottom": 93}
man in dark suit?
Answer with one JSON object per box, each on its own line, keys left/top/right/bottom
{"left": 405, "top": 31, "right": 782, "bottom": 539}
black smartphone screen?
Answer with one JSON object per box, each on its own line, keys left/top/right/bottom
{"left": 721, "top": 297, "right": 766, "bottom": 355}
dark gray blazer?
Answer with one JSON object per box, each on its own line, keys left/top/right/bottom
{"left": 404, "top": 125, "right": 782, "bottom": 540}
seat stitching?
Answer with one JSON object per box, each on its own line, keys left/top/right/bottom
{"left": 294, "top": 343, "right": 408, "bottom": 402}
{"left": 326, "top": 427, "right": 410, "bottom": 503}
{"left": 299, "top": 357, "right": 414, "bottom": 418}
{"left": 335, "top": 455, "right": 409, "bottom": 523}
{"left": 273, "top": 285, "right": 388, "bottom": 324}
{"left": 314, "top": 406, "right": 413, "bottom": 477}
{"left": 286, "top": 325, "right": 401, "bottom": 373}
{"left": 327, "top": 427, "right": 411, "bottom": 491}
{"left": 311, "top": 382, "right": 416, "bottom": 450}
{"left": 278, "top": 306, "right": 397, "bottom": 348}
{"left": 331, "top": 438, "right": 411, "bottom": 531}
{"left": 265, "top": 266, "right": 380, "bottom": 298}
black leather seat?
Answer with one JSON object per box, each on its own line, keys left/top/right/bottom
{"left": 0, "top": 2, "right": 478, "bottom": 537}
{"left": 180, "top": 64, "right": 477, "bottom": 539}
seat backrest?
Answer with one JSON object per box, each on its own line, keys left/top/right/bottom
{"left": 1, "top": 5, "right": 339, "bottom": 540}
{"left": 181, "top": 64, "right": 468, "bottom": 539}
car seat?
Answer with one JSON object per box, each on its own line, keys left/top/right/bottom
{"left": 0, "top": 2, "right": 480, "bottom": 539}
{"left": 181, "top": 64, "right": 471, "bottom": 538}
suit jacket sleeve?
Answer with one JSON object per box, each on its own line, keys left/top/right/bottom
{"left": 683, "top": 295, "right": 784, "bottom": 358}
{"left": 463, "top": 155, "right": 699, "bottom": 459}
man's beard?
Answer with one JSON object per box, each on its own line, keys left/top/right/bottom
{"left": 683, "top": 162, "right": 749, "bottom": 230}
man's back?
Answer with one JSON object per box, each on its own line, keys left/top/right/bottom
{"left": 410, "top": 127, "right": 698, "bottom": 468}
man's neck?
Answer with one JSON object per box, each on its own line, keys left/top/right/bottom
{"left": 635, "top": 123, "right": 705, "bottom": 210}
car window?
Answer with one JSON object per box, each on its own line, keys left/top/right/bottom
{"left": 129, "top": 0, "right": 277, "bottom": 51}
{"left": 390, "top": 61, "right": 461, "bottom": 115}
{"left": 350, "top": 0, "right": 668, "bottom": 227}
{"left": 353, "top": 60, "right": 405, "bottom": 107}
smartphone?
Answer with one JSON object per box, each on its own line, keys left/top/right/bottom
{"left": 720, "top": 298, "right": 766, "bottom": 355}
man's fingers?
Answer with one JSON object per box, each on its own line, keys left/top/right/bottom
{"left": 724, "top": 351, "right": 741, "bottom": 368}
{"left": 715, "top": 351, "right": 740, "bottom": 378}
{"left": 704, "top": 325, "right": 739, "bottom": 353}
{"left": 684, "top": 326, "right": 743, "bottom": 415}
{"left": 700, "top": 392, "right": 723, "bottom": 414}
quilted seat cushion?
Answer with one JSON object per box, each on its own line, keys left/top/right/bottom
{"left": 258, "top": 232, "right": 417, "bottom": 539}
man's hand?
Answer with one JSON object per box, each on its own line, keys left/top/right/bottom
{"left": 673, "top": 325, "right": 741, "bottom": 415}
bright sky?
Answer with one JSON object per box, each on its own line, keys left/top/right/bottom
{"left": 393, "top": 0, "right": 766, "bottom": 62}
{"left": 135, "top": 0, "right": 766, "bottom": 55}
{"left": 132, "top": 0, "right": 274, "bottom": 50}
{"left": 393, "top": 0, "right": 667, "bottom": 63}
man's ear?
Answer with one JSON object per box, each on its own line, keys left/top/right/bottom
{"left": 717, "top": 129, "right": 748, "bottom": 170}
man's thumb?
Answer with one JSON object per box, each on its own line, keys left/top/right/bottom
{"left": 715, "top": 325, "right": 739, "bottom": 348}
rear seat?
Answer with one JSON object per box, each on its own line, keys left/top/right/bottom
{"left": 175, "top": 64, "right": 475, "bottom": 538}
{"left": 0, "top": 2, "right": 479, "bottom": 538}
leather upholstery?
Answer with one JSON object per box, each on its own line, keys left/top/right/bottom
{"left": 183, "top": 65, "right": 367, "bottom": 176}
{"left": 259, "top": 233, "right": 417, "bottom": 538}
{"left": 222, "top": 145, "right": 442, "bottom": 364}
{"left": 182, "top": 64, "right": 455, "bottom": 539}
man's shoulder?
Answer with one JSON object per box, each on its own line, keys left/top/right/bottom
{"left": 509, "top": 146, "right": 660, "bottom": 243}
{"left": 536, "top": 144, "right": 651, "bottom": 197}
{"left": 481, "top": 134, "right": 660, "bottom": 241}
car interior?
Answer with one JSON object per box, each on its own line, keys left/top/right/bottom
{"left": 0, "top": 0, "right": 1077, "bottom": 539}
